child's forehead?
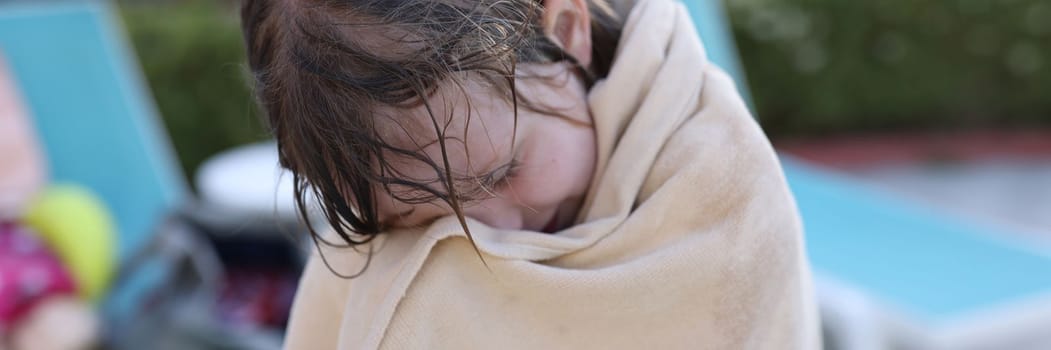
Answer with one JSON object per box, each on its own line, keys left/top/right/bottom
{"left": 373, "top": 78, "right": 515, "bottom": 166}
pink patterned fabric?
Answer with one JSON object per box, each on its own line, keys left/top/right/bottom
{"left": 0, "top": 221, "right": 76, "bottom": 334}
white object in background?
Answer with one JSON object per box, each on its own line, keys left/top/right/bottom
{"left": 195, "top": 141, "right": 301, "bottom": 227}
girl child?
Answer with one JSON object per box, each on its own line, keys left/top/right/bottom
{"left": 241, "top": 0, "right": 819, "bottom": 348}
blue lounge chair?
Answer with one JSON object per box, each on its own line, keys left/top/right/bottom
{"left": 0, "top": 1, "right": 186, "bottom": 260}
{"left": 682, "top": 1, "right": 1051, "bottom": 348}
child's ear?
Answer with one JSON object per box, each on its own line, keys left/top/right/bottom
{"left": 541, "top": 0, "right": 592, "bottom": 68}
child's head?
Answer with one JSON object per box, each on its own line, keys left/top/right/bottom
{"left": 241, "top": 0, "right": 622, "bottom": 245}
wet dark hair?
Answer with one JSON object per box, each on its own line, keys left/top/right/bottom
{"left": 241, "top": 0, "right": 622, "bottom": 273}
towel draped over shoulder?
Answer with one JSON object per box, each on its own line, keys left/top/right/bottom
{"left": 284, "top": 0, "right": 820, "bottom": 347}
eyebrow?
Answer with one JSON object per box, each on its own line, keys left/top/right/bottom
{"left": 377, "top": 156, "right": 518, "bottom": 228}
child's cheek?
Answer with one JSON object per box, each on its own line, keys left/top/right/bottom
{"left": 511, "top": 147, "right": 574, "bottom": 206}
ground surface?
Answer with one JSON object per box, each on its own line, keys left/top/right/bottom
{"left": 777, "top": 129, "right": 1051, "bottom": 239}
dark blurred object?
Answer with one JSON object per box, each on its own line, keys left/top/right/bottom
{"left": 119, "top": 0, "right": 267, "bottom": 184}
{"left": 105, "top": 211, "right": 303, "bottom": 350}
{"left": 727, "top": 0, "right": 1051, "bottom": 136}
{"left": 191, "top": 214, "right": 302, "bottom": 331}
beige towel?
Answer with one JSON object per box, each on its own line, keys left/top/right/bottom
{"left": 284, "top": 0, "right": 820, "bottom": 348}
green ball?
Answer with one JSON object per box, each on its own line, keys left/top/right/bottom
{"left": 25, "top": 184, "right": 117, "bottom": 302}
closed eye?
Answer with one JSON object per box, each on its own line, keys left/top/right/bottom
{"left": 480, "top": 157, "right": 521, "bottom": 191}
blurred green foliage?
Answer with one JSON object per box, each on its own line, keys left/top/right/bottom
{"left": 119, "top": 0, "right": 1051, "bottom": 178}
{"left": 120, "top": 0, "right": 266, "bottom": 184}
{"left": 727, "top": 0, "right": 1051, "bottom": 136}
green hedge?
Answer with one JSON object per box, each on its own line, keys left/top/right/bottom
{"left": 121, "top": 0, "right": 1051, "bottom": 179}
{"left": 727, "top": 0, "right": 1051, "bottom": 136}
{"left": 120, "top": 1, "right": 266, "bottom": 184}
